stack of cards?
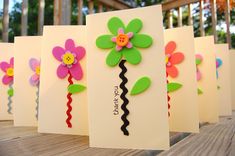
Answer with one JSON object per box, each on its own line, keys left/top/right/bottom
{"left": 0, "top": 5, "right": 233, "bottom": 150}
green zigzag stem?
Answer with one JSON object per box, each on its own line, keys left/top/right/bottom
{"left": 7, "top": 83, "right": 13, "bottom": 114}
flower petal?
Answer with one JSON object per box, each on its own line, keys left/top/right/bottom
{"left": 165, "top": 41, "right": 176, "bottom": 54}
{"left": 108, "top": 17, "right": 125, "bottom": 35}
{"left": 170, "top": 52, "right": 184, "bottom": 64}
{"left": 96, "top": 35, "right": 115, "bottom": 49}
{"left": 73, "top": 46, "right": 86, "bottom": 61}
{"left": 69, "top": 63, "right": 83, "bottom": 80}
{"left": 57, "top": 64, "right": 68, "bottom": 79}
{"left": 166, "top": 65, "right": 178, "bottom": 78}
{"left": 65, "top": 39, "right": 75, "bottom": 52}
{"left": 106, "top": 49, "right": 122, "bottom": 67}
{"left": 131, "top": 34, "right": 153, "bottom": 48}
{"left": 2, "top": 75, "right": 13, "bottom": 85}
{"left": 116, "top": 45, "right": 123, "bottom": 51}
{"left": 126, "top": 18, "right": 143, "bottom": 33}
{"left": 30, "top": 74, "right": 39, "bottom": 86}
{"left": 0, "top": 62, "right": 10, "bottom": 72}
{"left": 29, "top": 58, "right": 40, "bottom": 71}
{"left": 118, "top": 28, "right": 124, "bottom": 34}
{"left": 10, "top": 57, "right": 14, "bottom": 66}
{"left": 123, "top": 48, "right": 142, "bottom": 65}
{"left": 52, "top": 46, "right": 65, "bottom": 61}
{"left": 126, "top": 42, "right": 133, "bottom": 49}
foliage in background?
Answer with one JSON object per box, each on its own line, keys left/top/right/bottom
{"left": 0, "top": 0, "right": 234, "bottom": 48}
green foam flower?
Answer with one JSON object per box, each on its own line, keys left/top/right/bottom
{"left": 96, "top": 17, "right": 153, "bottom": 67}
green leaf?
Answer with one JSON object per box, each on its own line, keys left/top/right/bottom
{"left": 106, "top": 49, "right": 122, "bottom": 67}
{"left": 130, "top": 77, "right": 151, "bottom": 95}
{"left": 108, "top": 17, "right": 125, "bottom": 35}
{"left": 68, "top": 84, "right": 86, "bottom": 94}
{"left": 197, "top": 88, "right": 203, "bottom": 95}
{"left": 126, "top": 18, "right": 143, "bottom": 33}
{"left": 131, "top": 34, "right": 153, "bottom": 48}
{"left": 167, "top": 83, "right": 182, "bottom": 93}
{"left": 8, "top": 88, "right": 14, "bottom": 97}
{"left": 122, "top": 48, "right": 142, "bottom": 65}
{"left": 96, "top": 35, "right": 115, "bottom": 49}
{"left": 196, "top": 58, "right": 202, "bottom": 65}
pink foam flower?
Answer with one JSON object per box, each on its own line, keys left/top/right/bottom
{"left": 29, "top": 58, "right": 40, "bottom": 86}
{"left": 52, "top": 39, "right": 86, "bottom": 80}
{"left": 111, "top": 28, "right": 133, "bottom": 51}
{"left": 0, "top": 57, "right": 14, "bottom": 85}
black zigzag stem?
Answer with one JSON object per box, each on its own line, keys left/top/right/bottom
{"left": 119, "top": 60, "right": 130, "bottom": 136}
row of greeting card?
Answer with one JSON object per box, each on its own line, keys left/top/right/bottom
{"left": 0, "top": 5, "right": 234, "bottom": 150}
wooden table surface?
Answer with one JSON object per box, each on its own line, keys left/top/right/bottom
{"left": 0, "top": 112, "right": 234, "bottom": 156}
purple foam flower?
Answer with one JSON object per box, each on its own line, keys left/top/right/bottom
{"left": 29, "top": 58, "right": 40, "bottom": 86}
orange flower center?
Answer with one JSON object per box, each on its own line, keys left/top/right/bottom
{"left": 116, "top": 34, "right": 129, "bottom": 47}
{"left": 6, "top": 68, "right": 14, "bottom": 77}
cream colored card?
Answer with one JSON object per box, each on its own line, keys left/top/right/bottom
{"left": 230, "top": 50, "right": 235, "bottom": 110}
{"left": 164, "top": 27, "right": 199, "bottom": 133}
{"left": 194, "top": 36, "right": 219, "bottom": 123}
{"left": 86, "top": 5, "right": 169, "bottom": 150}
{"left": 13, "top": 36, "right": 42, "bottom": 126}
{"left": 215, "top": 44, "right": 232, "bottom": 116}
{"left": 0, "top": 43, "right": 14, "bottom": 120}
{"left": 38, "top": 26, "right": 88, "bottom": 135}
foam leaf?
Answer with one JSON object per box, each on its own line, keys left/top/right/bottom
{"left": 167, "top": 82, "right": 182, "bottom": 93}
{"left": 68, "top": 84, "right": 86, "bottom": 94}
{"left": 130, "top": 77, "right": 151, "bottom": 95}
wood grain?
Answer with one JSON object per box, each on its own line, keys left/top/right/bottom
{"left": 0, "top": 112, "right": 234, "bottom": 156}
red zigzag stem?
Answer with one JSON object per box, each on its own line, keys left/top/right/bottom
{"left": 167, "top": 74, "right": 171, "bottom": 117}
{"left": 66, "top": 71, "right": 73, "bottom": 128}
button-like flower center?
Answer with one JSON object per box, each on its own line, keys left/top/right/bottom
{"left": 35, "top": 66, "right": 40, "bottom": 75}
{"left": 62, "top": 52, "right": 75, "bottom": 65}
{"left": 116, "top": 34, "right": 129, "bottom": 47}
{"left": 6, "top": 68, "right": 14, "bottom": 77}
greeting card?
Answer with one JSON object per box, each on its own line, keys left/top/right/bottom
{"left": 230, "top": 50, "right": 235, "bottom": 110}
{"left": 194, "top": 36, "right": 219, "bottom": 123}
{"left": 215, "top": 44, "right": 232, "bottom": 116}
{"left": 164, "top": 27, "right": 199, "bottom": 133}
{"left": 0, "top": 43, "right": 14, "bottom": 120}
{"left": 38, "top": 26, "right": 88, "bottom": 135}
{"left": 13, "top": 36, "right": 42, "bottom": 126}
{"left": 86, "top": 5, "right": 169, "bottom": 150}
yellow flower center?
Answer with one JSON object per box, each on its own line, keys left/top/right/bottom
{"left": 35, "top": 66, "right": 40, "bottom": 75}
{"left": 6, "top": 68, "right": 14, "bottom": 77}
{"left": 116, "top": 34, "right": 129, "bottom": 47}
{"left": 62, "top": 52, "right": 75, "bottom": 65}
{"left": 165, "top": 56, "right": 169, "bottom": 64}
